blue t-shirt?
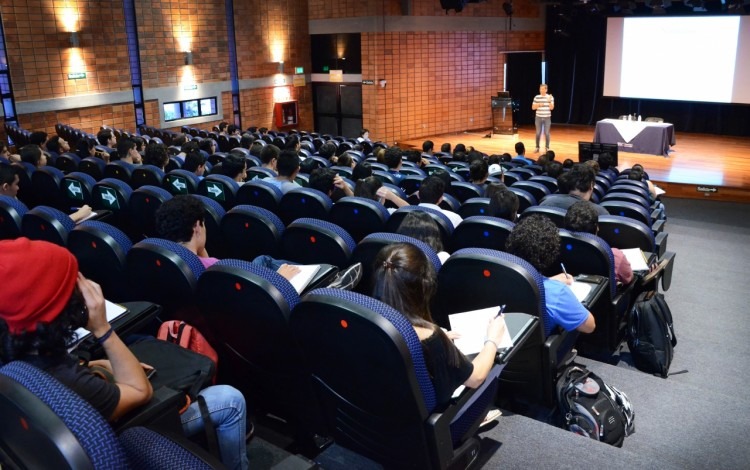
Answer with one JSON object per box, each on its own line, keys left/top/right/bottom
{"left": 542, "top": 278, "right": 590, "bottom": 332}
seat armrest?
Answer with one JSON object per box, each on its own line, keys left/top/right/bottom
{"left": 544, "top": 330, "right": 578, "bottom": 404}
{"left": 660, "top": 251, "right": 676, "bottom": 292}
{"left": 655, "top": 231, "right": 668, "bottom": 258}
{"left": 651, "top": 218, "right": 665, "bottom": 234}
{"left": 113, "top": 386, "right": 184, "bottom": 433}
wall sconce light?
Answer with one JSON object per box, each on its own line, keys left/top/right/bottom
{"left": 69, "top": 31, "right": 80, "bottom": 48}
{"left": 278, "top": 61, "right": 285, "bottom": 74}
{"left": 184, "top": 51, "right": 193, "bottom": 66}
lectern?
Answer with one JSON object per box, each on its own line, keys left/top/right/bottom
{"left": 491, "top": 95, "right": 516, "bottom": 135}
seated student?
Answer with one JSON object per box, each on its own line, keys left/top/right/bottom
{"left": 371, "top": 243, "right": 507, "bottom": 408}
{"left": 283, "top": 135, "right": 301, "bottom": 153}
{"left": 77, "top": 137, "right": 108, "bottom": 162}
{"left": 356, "top": 128, "right": 371, "bottom": 143}
{"left": 396, "top": 211, "right": 449, "bottom": 263}
{"left": 239, "top": 133, "right": 253, "bottom": 150}
{"left": 512, "top": 142, "right": 534, "bottom": 166}
{"left": 417, "top": 175, "right": 463, "bottom": 229}
{"left": 143, "top": 142, "right": 169, "bottom": 171}
{"left": 540, "top": 163, "right": 608, "bottom": 216}
{"left": 598, "top": 152, "right": 617, "bottom": 179}
{"left": 336, "top": 153, "right": 355, "bottom": 169}
{"left": 422, "top": 140, "right": 434, "bottom": 158}
{"left": 308, "top": 167, "right": 353, "bottom": 201}
{"left": 222, "top": 153, "right": 248, "bottom": 183}
{"left": 469, "top": 159, "right": 489, "bottom": 186}
{"left": 545, "top": 160, "right": 563, "bottom": 178}
{"left": 317, "top": 142, "right": 337, "bottom": 165}
{"left": 505, "top": 216, "right": 596, "bottom": 333}
{"left": 440, "top": 142, "right": 452, "bottom": 154}
{"left": 0, "top": 142, "right": 17, "bottom": 162}
{"left": 115, "top": 139, "right": 143, "bottom": 167}
{"left": 183, "top": 150, "right": 207, "bottom": 179}
{"left": 383, "top": 146, "right": 406, "bottom": 183}
{"left": 0, "top": 238, "right": 250, "bottom": 470}
{"left": 20, "top": 144, "right": 48, "bottom": 168}
{"left": 199, "top": 138, "right": 217, "bottom": 156}
{"left": 155, "top": 195, "right": 362, "bottom": 289}
{"left": 46, "top": 136, "right": 71, "bottom": 157}
{"left": 562, "top": 158, "right": 574, "bottom": 170}
{"left": 351, "top": 162, "right": 373, "bottom": 181}
{"left": 267, "top": 150, "right": 300, "bottom": 193}
{"left": 298, "top": 156, "right": 320, "bottom": 175}
{"left": 564, "top": 201, "right": 633, "bottom": 285}
{"left": 259, "top": 144, "right": 280, "bottom": 174}
{"left": 354, "top": 175, "right": 409, "bottom": 212}
{"left": 29, "top": 131, "right": 49, "bottom": 152}
{"left": 96, "top": 129, "right": 117, "bottom": 154}
{"left": 486, "top": 183, "right": 519, "bottom": 222}
{"left": 629, "top": 164, "right": 657, "bottom": 200}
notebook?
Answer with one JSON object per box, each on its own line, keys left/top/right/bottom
{"left": 70, "top": 300, "right": 129, "bottom": 350}
{"left": 288, "top": 264, "right": 321, "bottom": 294}
{"left": 621, "top": 248, "right": 650, "bottom": 272}
{"left": 448, "top": 306, "right": 513, "bottom": 356}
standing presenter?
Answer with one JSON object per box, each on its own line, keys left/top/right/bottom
{"left": 532, "top": 84, "right": 554, "bottom": 153}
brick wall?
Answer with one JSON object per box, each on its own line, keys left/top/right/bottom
{"left": 17, "top": 103, "right": 136, "bottom": 137}
{"left": 307, "top": 0, "right": 402, "bottom": 20}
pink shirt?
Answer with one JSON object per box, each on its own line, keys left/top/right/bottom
{"left": 611, "top": 248, "right": 634, "bottom": 285}
{"left": 200, "top": 256, "right": 219, "bottom": 269}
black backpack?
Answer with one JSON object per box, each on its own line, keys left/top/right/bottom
{"left": 556, "top": 366, "right": 635, "bottom": 447}
{"left": 627, "top": 290, "right": 677, "bottom": 378}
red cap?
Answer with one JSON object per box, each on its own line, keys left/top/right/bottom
{"left": 0, "top": 238, "right": 79, "bottom": 334}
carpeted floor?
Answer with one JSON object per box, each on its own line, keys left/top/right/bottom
{"left": 480, "top": 197, "right": 750, "bottom": 469}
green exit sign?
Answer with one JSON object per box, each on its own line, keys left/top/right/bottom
{"left": 67, "top": 72, "right": 86, "bottom": 80}
{"left": 322, "top": 66, "right": 329, "bottom": 72}
{"left": 295, "top": 67, "right": 304, "bottom": 74}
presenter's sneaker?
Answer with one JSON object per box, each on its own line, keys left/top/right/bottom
{"left": 327, "top": 262, "right": 363, "bottom": 291}
{"left": 534, "top": 147, "right": 540, "bottom": 153}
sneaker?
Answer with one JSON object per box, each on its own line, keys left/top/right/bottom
{"left": 480, "top": 408, "right": 502, "bottom": 428}
{"left": 327, "top": 262, "right": 363, "bottom": 290}
{"left": 534, "top": 147, "right": 540, "bottom": 153}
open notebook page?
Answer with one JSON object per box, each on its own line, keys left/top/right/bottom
{"left": 448, "top": 307, "right": 513, "bottom": 356}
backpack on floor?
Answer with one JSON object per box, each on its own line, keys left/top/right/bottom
{"left": 627, "top": 290, "right": 676, "bottom": 378}
{"left": 157, "top": 320, "right": 219, "bottom": 372}
{"left": 556, "top": 366, "right": 635, "bottom": 447}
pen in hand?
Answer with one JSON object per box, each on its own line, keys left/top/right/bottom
{"left": 560, "top": 263, "right": 569, "bottom": 280}
{"left": 495, "top": 304, "right": 507, "bottom": 318}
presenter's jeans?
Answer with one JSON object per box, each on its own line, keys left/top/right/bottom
{"left": 535, "top": 116, "right": 551, "bottom": 149}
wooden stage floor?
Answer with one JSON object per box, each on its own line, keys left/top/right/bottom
{"left": 399, "top": 124, "right": 750, "bottom": 203}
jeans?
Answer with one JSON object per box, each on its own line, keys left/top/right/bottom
{"left": 180, "top": 385, "right": 249, "bottom": 470}
{"left": 535, "top": 116, "right": 551, "bottom": 150}
{"left": 251, "top": 254, "right": 293, "bottom": 272}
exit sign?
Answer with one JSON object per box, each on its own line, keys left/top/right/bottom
{"left": 322, "top": 65, "right": 329, "bottom": 72}
{"left": 67, "top": 72, "right": 86, "bottom": 80}
{"left": 295, "top": 67, "right": 304, "bottom": 74}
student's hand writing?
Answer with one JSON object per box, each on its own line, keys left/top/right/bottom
{"left": 277, "top": 264, "right": 301, "bottom": 281}
{"left": 485, "top": 315, "right": 507, "bottom": 346}
{"left": 550, "top": 272, "right": 573, "bottom": 285}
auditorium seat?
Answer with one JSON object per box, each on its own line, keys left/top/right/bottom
{"left": 68, "top": 220, "right": 133, "bottom": 302}
{"left": 31, "top": 166, "right": 66, "bottom": 210}
{"left": 385, "top": 205, "right": 454, "bottom": 250}
{"left": 280, "top": 218, "right": 355, "bottom": 269}
{"left": 54, "top": 152, "right": 81, "bottom": 174}
{"left": 278, "top": 188, "right": 333, "bottom": 226}
{"left": 22, "top": 206, "right": 76, "bottom": 246}
{"left": 164, "top": 169, "right": 200, "bottom": 196}
{"left": 511, "top": 167, "right": 536, "bottom": 180}
{"left": 197, "top": 174, "right": 239, "bottom": 210}
{"left": 449, "top": 181, "right": 484, "bottom": 203}
{"left": 129, "top": 185, "right": 173, "bottom": 239}
{"left": 220, "top": 205, "right": 285, "bottom": 261}
{"left": 329, "top": 196, "right": 390, "bottom": 243}
{"left": 351, "top": 232, "right": 441, "bottom": 295}
{"left": 236, "top": 179, "right": 283, "bottom": 213}
{"left": 103, "top": 161, "right": 134, "bottom": 184}
{"left": 502, "top": 171, "right": 522, "bottom": 186}
{"left": 0, "top": 195, "right": 28, "bottom": 240}
{"left": 130, "top": 165, "right": 165, "bottom": 189}
{"left": 290, "top": 288, "right": 501, "bottom": 469}
{"left": 432, "top": 248, "right": 576, "bottom": 407}
{"left": 78, "top": 157, "right": 107, "bottom": 181}
{"left": 600, "top": 200, "right": 664, "bottom": 233}
{"left": 529, "top": 175, "right": 558, "bottom": 193}
{"left": 399, "top": 175, "right": 424, "bottom": 196}
{"left": 508, "top": 187, "right": 537, "bottom": 213}
{"left": 247, "top": 167, "right": 276, "bottom": 180}
{"left": 61, "top": 172, "right": 97, "bottom": 209}
{"left": 372, "top": 169, "right": 398, "bottom": 185}
{"left": 519, "top": 206, "right": 567, "bottom": 228}
{"left": 449, "top": 216, "right": 515, "bottom": 252}
{"left": 458, "top": 197, "right": 491, "bottom": 218}
{"left": 92, "top": 178, "right": 133, "bottom": 232}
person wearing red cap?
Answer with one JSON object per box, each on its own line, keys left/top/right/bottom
{"left": 0, "top": 238, "right": 249, "bottom": 470}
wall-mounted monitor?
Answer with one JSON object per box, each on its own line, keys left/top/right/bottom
{"left": 163, "top": 97, "right": 218, "bottom": 122}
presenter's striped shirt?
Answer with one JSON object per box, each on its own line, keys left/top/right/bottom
{"left": 534, "top": 94, "right": 554, "bottom": 118}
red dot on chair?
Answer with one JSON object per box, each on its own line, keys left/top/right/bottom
{"left": 235, "top": 282, "right": 242, "bottom": 291}
{"left": 91, "top": 241, "right": 97, "bottom": 249}
{"left": 155, "top": 259, "right": 161, "bottom": 267}
{"left": 340, "top": 319, "right": 348, "bottom": 328}
{"left": 40, "top": 225, "right": 46, "bottom": 231}
{"left": 483, "top": 269, "right": 491, "bottom": 278}
{"left": 20, "top": 417, "right": 28, "bottom": 431}
{"left": 145, "top": 197, "right": 150, "bottom": 203}
{"left": 244, "top": 223, "right": 249, "bottom": 229}
{"left": 310, "top": 236, "right": 317, "bottom": 243}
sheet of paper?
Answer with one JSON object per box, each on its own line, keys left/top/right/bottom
{"left": 74, "top": 211, "right": 98, "bottom": 224}
{"left": 621, "top": 248, "right": 650, "bottom": 271}
{"left": 569, "top": 281, "right": 593, "bottom": 303}
{"left": 448, "top": 306, "right": 513, "bottom": 356}
{"left": 288, "top": 264, "right": 321, "bottom": 294}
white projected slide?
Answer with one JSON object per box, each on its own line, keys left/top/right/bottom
{"left": 604, "top": 16, "right": 750, "bottom": 104}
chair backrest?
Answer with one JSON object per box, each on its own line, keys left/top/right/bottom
{"left": 502, "top": 171, "right": 522, "bottom": 186}
{"left": 280, "top": 218, "right": 355, "bottom": 269}
{"left": 597, "top": 214, "right": 655, "bottom": 252}
{"left": 0, "top": 361, "right": 129, "bottom": 469}
{"left": 602, "top": 191, "right": 651, "bottom": 209}
{"left": 22, "top": 206, "right": 75, "bottom": 246}
{"left": 198, "top": 174, "right": 239, "bottom": 210}
{"left": 236, "top": 179, "right": 283, "bottom": 213}
{"left": 31, "top": 166, "right": 66, "bottom": 209}
{"left": 164, "top": 169, "right": 201, "bottom": 195}
{"left": 607, "top": 183, "right": 650, "bottom": 200}
{"left": 385, "top": 206, "right": 454, "bottom": 250}
{"left": 131, "top": 164, "right": 165, "bottom": 189}
{"left": 372, "top": 169, "right": 398, "bottom": 185}
{"left": 458, "top": 197, "right": 491, "bottom": 218}
{"left": 68, "top": 220, "right": 133, "bottom": 302}
{"left": 328, "top": 196, "right": 390, "bottom": 243}
{"left": 103, "top": 161, "right": 134, "bottom": 183}
{"left": 600, "top": 200, "right": 653, "bottom": 227}
{"left": 448, "top": 181, "right": 484, "bottom": 203}
{"left": 247, "top": 167, "right": 277, "bottom": 180}
{"left": 278, "top": 188, "right": 333, "bottom": 226}
{"left": 289, "top": 288, "right": 439, "bottom": 468}
{"left": 78, "top": 157, "right": 107, "bottom": 180}
{"left": 221, "top": 205, "right": 285, "bottom": 260}
{"left": 508, "top": 187, "right": 537, "bottom": 213}
{"left": 61, "top": 172, "right": 97, "bottom": 207}
{"left": 529, "top": 175, "right": 558, "bottom": 193}
{"left": 512, "top": 167, "right": 536, "bottom": 180}
{"left": 351, "top": 232, "right": 442, "bottom": 295}
{"left": 93, "top": 178, "right": 133, "bottom": 213}
{"left": 511, "top": 180, "right": 550, "bottom": 203}
{"left": 519, "top": 205, "right": 567, "bottom": 228}
{"left": 129, "top": 185, "right": 173, "bottom": 239}
{"left": 449, "top": 215, "right": 515, "bottom": 252}
{"left": 559, "top": 229, "right": 617, "bottom": 298}
{"left": 54, "top": 152, "right": 81, "bottom": 174}
{"left": 193, "top": 194, "right": 227, "bottom": 259}
{"left": 0, "top": 195, "right": 28, "bottom": 240}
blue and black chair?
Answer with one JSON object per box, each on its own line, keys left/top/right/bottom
{"left": 197, "top": 174, "right": 239, "bottom": 210}
{"left": 236, "top": 179, "right": 283, "bottom": 213}
{"left": 529, "top": 175, "right": 558, "bottom": 194}
{"left": 30, "top": 166, "right": 66, "bottom": 210}
{"left": 93, "top": 178, "right": 133, "bottom": 233}
{"left": 103, "top": 161, "right": 134, "bottom": 184}
{"left": 432, "top": 249, "right": 576, "bottom": 407}
{"left": 519, "top": 205, "right": 567, "bottom": 228}
{"left": 61, "top": 172, "right": 97, "bottom": 209}
{"left": 351, "top": 232, "right": 442, "bottom": 295}
{"left": 458, "top": 197, "right": 491, "bottom": 218}
{"left": 290, "top": 288, "right": 501, "bottom": 469}
{"left": 399, "top": 174, "right": 424, "bottom": 196}
{"left": 600, "top": 200, "right": 664, "bottom": 233}
{"left": 508, "top": 187, "right": 537, "bottom": 213}
{"left": 22, "top": 206, "right": 76, "bottom": 246}
{"left": 280, "top": 218, "right": 356, "bottom": 269}
{"left": 221, "top": 205, "right": 285, "bottom": 261}
{"left": 247, "top": 166, "right": 277, "bottom": 181}
{"left": 54, "top": 152, "right": 81, "bottom": 174}
{"left": 68, "top": 220, "right": 133, "bottom": 302}
{"left": 131, "top": 165, "right": 166, "bottom": 189}
{"left": 329, "top": 196, "right": 390, "bottom": 243}
{"left": 0, "top": 361, "right": 223, "bottom": 470}
{"left": 450, "top": 216, "right": 515, "bottom": 252}
{"left": 0, "top": 195, "right": 28, "bottom": 240}
{"left": 78, "top": 157, "right": 107, "bottom": 181}
{"left": 278, "top": 188, "right": 333, "bottom": 226}
{"left": 129, "top": 185, "right": 173, "bottom": 239}
{"left": 512, "top": 180, "right": 550, "bottom": 204}
{"left": 164, "top": 169, "right": 201, "bottom": 196}
{"left": 193, "top": 195, "right": 227, "bottom": 260}
{"left": 449, "top": 181, "right": 484, "bottom": 203}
